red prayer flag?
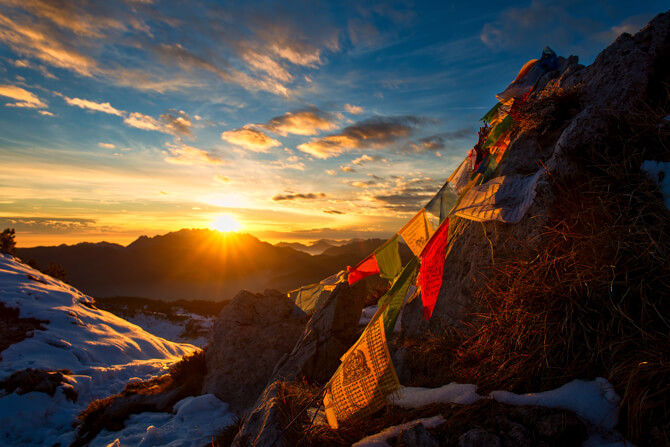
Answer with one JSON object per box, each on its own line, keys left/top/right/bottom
{"left": 347, "top": 253, "right": 380, "bottom": 285}
{"left": 419, "top": 218, "right": 450, "bottom": 320}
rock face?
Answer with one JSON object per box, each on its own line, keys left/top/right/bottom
{"left": 403, "top": 10, "right": 670, "bottom": 337}
{"left": 270, "top": 279, "right": 368, "bottom": 383}
{"left": 232, "top": 279, "right": 371, "bottom": 447}
{"left": 202, "top": 289, "right": 308, "bottom": 412}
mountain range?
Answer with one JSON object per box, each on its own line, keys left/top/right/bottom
{"left": 17, "top": 229, "right": 412, "bottom": 301}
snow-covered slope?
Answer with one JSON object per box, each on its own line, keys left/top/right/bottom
{"left": 0, "top": 253, "right": 199, "bottom": 446}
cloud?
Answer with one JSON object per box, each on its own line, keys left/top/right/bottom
{"left": 64, "top": 97, "right": 123, "bottom": 116}
{"left": 0, "top": 216, "right": 97, "bottom": 234}
{"left": 98, "top": 142, "right": 115, "bottom": 149}
{"left": 371, "top": 177, "right": 439, "bottom": 211}
{"left": 0, "top": 12, "right": 98, "bottom": 77}
{"left": 160, "top": 109, "right": 193, "bottom": 136}
{"left": 261, "top": 106, "right": 339, "bottom": 136}
{"left": 352, "top": 154, "right": 383, "bottom": 165}
{"left": 164, "top": 142, "right": 226, "bottom": 165}
{"left": 323, "top": 209, "right": 344, "bottom": 214}
{"left": 38, "top": 110, "right": 54, "bottom": 116}
{"left": 272, "top": 192, "right": 327, "bottom": 201}
{"left": 270, "top": 160, "right": 305, "bottom": 171}
{"left": 154, "top": 43, "right": 230, "bottom": 79}
{"left": 221, "top": 126, "right": 281, "bottom": 152}
{"left": 0, "top": 84, "right": 47, "bottom": 108}
{"left": 350, "top": 180, "right": 377, "bottom": 188}
{"left": 124, "top": 112, "right": 162, "bottom": 131}
{"left": 214, "top": 174, "right": 230, "bottom": 184}
{"left": 297, "top": 115, "right": 426, "bottom": 159}
{"left": 325, "top": 169, "right": 337, "bottom": 176}
{"left": 415, "top": 128, "right": 475, "bottom": 152}
{"left": 340, "top": 166, "right": 356, "bottom": 173}
{"left": 345, "top": 104, "right": 364, "bottom": 114}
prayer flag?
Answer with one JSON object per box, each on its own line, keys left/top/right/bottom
{"left": 347, "top": 253, "right": 379, "bottom": 285}
{"left": 453, "top": 171, "right": 542, "bottom": 223}
{"left": 481, "top": 102, "right": 502, "bottom": 124}
{"left": 374, "top": 235, "right": 402, "bottom": 280}
{"left": 377, "top": 256, "right": 419, "bottom": 337}
{"left": 419, "top": 218, "right": 450, "bottom": 320}
{"left": 398, "top": 210, "right": 434, "bottom": 256}
{"left": 323, "top": 314, "right": 400, "bottom": 429}
{"left": 483, "top": 115, "right": 515, "bottom": 149}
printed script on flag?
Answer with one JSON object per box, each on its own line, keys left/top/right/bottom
{"left": 398, "top": 210, "right": 434, "bottom": 257}
{"left": 323, "top": 315, "right": 400, "bottom": 429}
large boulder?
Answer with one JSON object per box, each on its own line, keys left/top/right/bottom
{"left": 402, "top": 10, "right": 670, "bottom": 337}
{"left": 270, "top": 279, "right": 369, "bottom": 383}
{"left": 202, "top": 289, "right": 308, "bottom": 412}
{"left": 232, "top": 278, "right": 373, "bottom": 446}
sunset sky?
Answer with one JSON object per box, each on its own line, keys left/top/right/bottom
{"left": 0, "top": 0, "right": 665, "bottom": 247}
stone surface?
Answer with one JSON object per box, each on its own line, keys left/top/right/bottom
{"left": 269, "top": 279, "right": 368, "bottom": 383}
{"left": 402, "top": 10, "right": 670, "bottom": 338}
{"left": 536, "top": 413, "right": 588, "bottom": 445}
{"left": 458, "top": 429, "right": 502, "bottom": 447}
{"left": 233, "top": 278, "right": 372, "bottom": 446}
{"left": 202, "top": 288, "right": 308, "bottom": 412}
{"left": 396, "top": 422, "right": 440, "bottom": 447}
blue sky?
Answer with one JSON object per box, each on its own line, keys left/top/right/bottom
{"left": 0, "top": 0, "right": 666, "bottom": 246}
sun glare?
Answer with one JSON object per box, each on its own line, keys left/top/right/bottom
{"left": 211, "top": 214, "right": 241, "bottom": 233}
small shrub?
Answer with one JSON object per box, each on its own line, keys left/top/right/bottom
{"left": 0, "top": 228, "right": 16, "bottom": 255}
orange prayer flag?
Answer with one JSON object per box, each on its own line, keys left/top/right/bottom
{"left": 419, "top": 218, "right": 450, "bottom": 320}
{"left": 347, "top": 253, "right": 380, "bottom": 285}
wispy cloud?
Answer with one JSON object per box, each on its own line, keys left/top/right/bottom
{"left": 340, "top": 165, "right": 356, "bottom": 172}
{"left": 163, "top": 142, "right": 226, "bottom": 166}
{"left": 345, "top": 103, "right": 364, "bottom": 114}
{"left": 221, "top": 126, "right": 281, "bottom": 152}
{"left": 323, "top": 209, "right": 344, "bottom": 214}
{"left": 272, "top": 192, "right": 327, "bottom": 201}
{"left": 261, "top": 106, "right": 339, "bottom": 136}
{"left": 352, "top": 154, "right": 383, "bottom": 165}
{"left": 123, "top": 112, "right": 162, "bottom": 131}
{"left": 64, "top": 97, "right": 123, "bottom": 116}
{"left": 160, "top": 109, "right": 193, "bottom": 136}
{"left": 214, "top": 174, "right": 231, "bottom": 184}
{"left": 297, "top": 115, "right": 426, "bottom": 159}
{"left": 0, "top": 84, "right": 47, "bottom": 108}
{"left": 98, "top": 142, "right": 115, "bottom": 149}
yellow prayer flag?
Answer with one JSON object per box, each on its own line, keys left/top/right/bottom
{"left": 323, "top": 315, "right": 400, "bottom": 429}
{"left": 398, "top": 209, "right": 434, "bottom": 257}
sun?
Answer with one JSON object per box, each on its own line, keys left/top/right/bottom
{"left": 210, "top": 214, "right": 241, "bottom": 233}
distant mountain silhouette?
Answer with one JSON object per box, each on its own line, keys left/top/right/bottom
{"left": 17, "top": 230, "right": 409, "bottom": 301}
{"left": 274, "top": 238, "right": 342, "bottom": 255}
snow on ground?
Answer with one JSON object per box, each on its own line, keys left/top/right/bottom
{"left": 385, "top": 378, "right": 629, "bottom": 447}
{"left": 92, "top": 394, "right": 236, "bottom": 447}
{"left": 641, "top": 160, "right": 670, "bottom": 209}
{"left": 0, "top": 254, "right": 236, "bottom": 446}
{"left": 352, "top": 415, "right": 445, "bottom": 447}
{"left": 122, "top": 311, "right": 214, "bottom": 347}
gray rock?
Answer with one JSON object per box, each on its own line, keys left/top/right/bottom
{"left": 202, "top": 289, "right": 308, "bottom": 412}
{"left": 402, "top": 10, "right": 670, "bottom": 338}
{"left": 396, "top": 422, "right": 439, "bottom": 447}
{"left": 459, "top": 429, "right": 502, "bottom": 447}
{"left": 536, "top": 413, "right": 588, "bottom": 445}
{"left": 269, "top": 279, "right": 368, "bottom": 383}
{"left": 232, "top": 279, "right": 370, "bottom": 446}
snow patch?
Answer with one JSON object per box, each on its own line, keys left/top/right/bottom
{"left": 352, "top": 415, "right": 445, "bottom": 447}
{"left": 92, "top": 394, "right": 235, "bottom": 447}
{"left": 641, "top": 160, "right": 670, "bottom": 209}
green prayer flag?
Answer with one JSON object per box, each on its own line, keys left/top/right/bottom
{"left": 374, "top": 234, "right": 402, "bottom": 280}
{"left": 483, "top": 115, "right": 515, "bottom": 149}
{"left": 481, "top": 102, "right": 502, "bottom": 124}
{"left": 377, "top": 256, "right": 419, "bottom": 337}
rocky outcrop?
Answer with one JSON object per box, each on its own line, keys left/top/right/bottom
{"left": 202, "top": 289, "right": 309, "bottom": 412}
{"left": 403, "top": 10, "right": 670, "bottom": 337}
{"left": 269, "top": 279, "right": 369, "bottom": 383}
{"left": 232, "top": 278, "right": 373, "bottom": 447}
